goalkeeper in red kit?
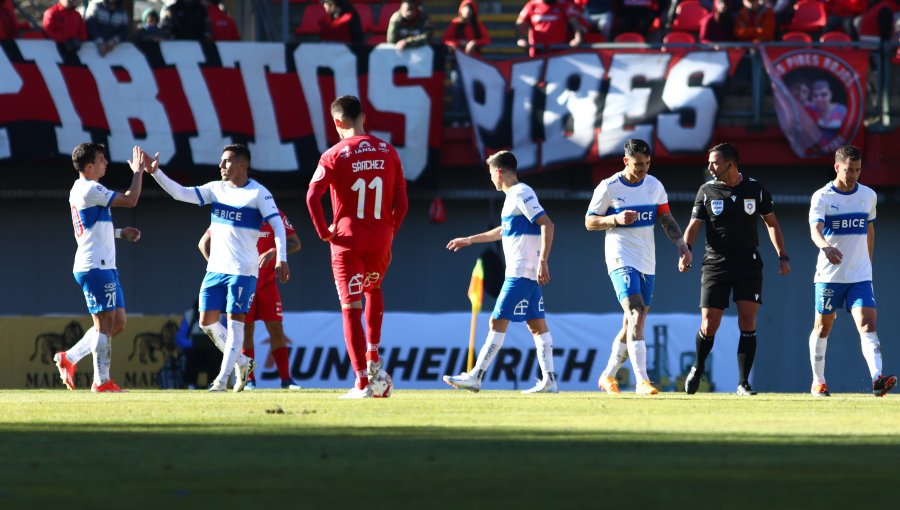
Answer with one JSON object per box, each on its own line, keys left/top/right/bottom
{"left": 306, "top": 95, "right": 409, "bottom": 399}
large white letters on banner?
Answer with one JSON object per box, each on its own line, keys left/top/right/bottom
{"left": 80, "top": 43, "right": 175, "bottom": 164}
{"left": 457, "top": 50, "right": 505, "bottom": 159}
{"left": 16, "top": 40, "right": 89, "bottom": 155}
{"left": 252, "top": 312, "right": 739, "bottom": 392}
{"left": 0, "top": 46, "right": 21, "bottom": 158}
{"left": 218, "top": 42, "right": 297, "bottom": 171}
{"left": 293, "top": 43, "right": 359, "bottom": 154}
{"left": 368, "top": 45, "right": 432, "bottom": 181}
{"left": 161, "top": 41, "right": 231, "bottom": 164}
{"left": 510, "top": 59, "right": 544, "bottom": 170}
{"left": 598, "top": 53, "right": 669, "bottom": 157}
{"left": 658, "top": 52, "right": 729, "bottom": 152}
{"left": 543, "top": 53, "right": 603, "bottom": 167}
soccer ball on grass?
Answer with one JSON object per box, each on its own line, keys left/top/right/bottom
{"left": 370, "top": 370, "right": 393, "bottom": 398}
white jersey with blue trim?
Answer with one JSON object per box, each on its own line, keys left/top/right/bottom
{"left": 587, "top": 171, "right": 669, "bottom": 275}
{"left": 501, "top": 183, "right": 546, "bottom": 280}
{"left": 193, "top": 179, "right": 280, "bottom": 277}
{"left": 70, "top": 177, "right": 117, "bottom": 272}
{"left": 809, "top": 182, "right": 876, "bottom": 283}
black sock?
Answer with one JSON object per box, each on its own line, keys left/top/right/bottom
{"left": 695, "top": 331, "right": 715, "bottom": 372}
{"left": 737, "top": 330, "right": 757, "bottom": 385}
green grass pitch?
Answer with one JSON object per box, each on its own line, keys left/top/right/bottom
{"left": 1, "top": 390, "right": 899, "bottom": 509}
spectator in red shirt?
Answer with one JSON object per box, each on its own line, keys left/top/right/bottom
{"left": 205, "top": 0, "right": 240, "bottom": 41}
{"left": 42, "top": 0, "right": 87, "bottom": 51}
{"left": 517, "top": 0, "right": 583, "bottom": 57}
{"left": 320, "top": 0, "right": 365, "bottom": 45}
{"left": 0, "top": 0, "right": 16, "bottom": 40}
{"left": 699, "top": 0, "right": 736, "bottom": 42}
{"left": 734, "top": 0, "right": 774, "bottom": 42}
{"left": 444, "top": 0, "right": 491, "bottom": 54}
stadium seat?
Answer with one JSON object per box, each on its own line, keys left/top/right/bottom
{"left": 374, "top": 2, "right": 401, "bottom": 34}
{"left": 663, "top": 31, "right": 696, "bottom": 44}
{"left": 294, "top": 3, "right": 326, "bottom": 35}
{"left": 583, "top": 32, "right": 607, "bottom": 44}
{"left": 671, "top": 0, "right": 709, "bottom": 33}
{"left": 355, "top": 3, "right": 375, "bottom": 32}
{"left": 368, "top": 33, "right": 388, "bottom": 45}
{"left": 819, "top": 30, "right": 852, "bottom": 42}
{"left": 782, "top": 30, "right": 813, "bottom": 42}
{"left": 614, "top": 32, "right": 646, "bottom": 43}
{"left": 784, "top": 0, "right": 826, "bottom": 34}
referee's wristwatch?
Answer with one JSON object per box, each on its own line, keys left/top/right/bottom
{"left": 778, "top": 255, "right": 790, "bottom": 262}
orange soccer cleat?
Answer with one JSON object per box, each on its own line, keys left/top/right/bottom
{"left": 91, "top": 380, "right": 126, "bottom": 393}
{"left": 598, "top": 376, "right": 620, "bottom": 394}
{"left": 636, "top": 380, "right": 659, "bottom": 395}
{"left": 53, "top": 352, "right": 77, "bottom": 390}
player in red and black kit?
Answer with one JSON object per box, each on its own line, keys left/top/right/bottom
{"left": 306, "top": 95, "right": 409, "bottom": 399}
{"left": 200, "top": 209, "right": 302, "bottom": 389}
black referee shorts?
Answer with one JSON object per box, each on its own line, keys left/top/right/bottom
{"left": 700, "top": 262, "right": 763, "bottom": 310}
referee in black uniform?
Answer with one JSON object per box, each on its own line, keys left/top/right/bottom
{"left": 681, "top": 143, "right": 790, "bottom": 395}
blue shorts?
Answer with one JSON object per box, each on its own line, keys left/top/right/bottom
{"left": 815, "top": 281, "right": 876, "bottom": 314}
{"left": 200, "top": 272, "right": 257, "bottom": 314}
{"left": 609, "top": 266, "right": 655, "bottom": 307}
{"left": 492, "top": 277, "right": 546, "bottom": 322}
{"left": 74, "top": 268, "right": 125, "bottom": 314}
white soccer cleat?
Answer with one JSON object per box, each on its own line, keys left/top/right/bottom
{"left": 208, "top": 380, "right": 227, "bottom": 392}
{"left": 521, "top": 377, "right": 559, "bottom": 394}
{"left": 233, "top": 358, "right": 255, "bottom": 393}
{"left": 339, "top": 385, "right": 374, "bottom": 399}
{"left": 442, "top": 372, "right": 481, "bottom": 393}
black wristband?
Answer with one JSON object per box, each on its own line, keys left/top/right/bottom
{"left": 779, "top": 255, "right": 790, "bottom": 262}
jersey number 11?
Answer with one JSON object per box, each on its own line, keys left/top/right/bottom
{"left": 351, "top": 176, "right": 383, "bottom": 220}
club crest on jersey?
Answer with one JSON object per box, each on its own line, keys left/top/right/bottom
{"left": 744, "top": 199, "right": 756, "bottom": 215}
{"left": 711, "top": 199, "right": 724, "bottom": 216}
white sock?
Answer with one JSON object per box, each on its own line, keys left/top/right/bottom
{"left": 91, "top": 331, "right": 109, "bottom": 385}
{"left": 66, "top": 326, "right": 95, "bottom": 365}
{"left": 201, "top": 322, "right": 228, "bottom": 352}
{"left": 472, "top": 331, "right": 505, "bottom": 380}
{"left": 809, "top": 332, "right": 827, "bottom": 385}
{"left": 601, "top": 341, "right": 628, "bottom": 379}
{"left": 101, "top": 336, "right": 112, "bottom": 382}
{"left": 533, "top": 332, "right": 555, "bottom": 380}
{"left": 214, "top": 320, "right": 244, "bottom": 384}
{"left": 628, "top": 339, "right": 649, "bottom": 383}
{"left": 860, "top": 332, "right": 882, "bottom": 381}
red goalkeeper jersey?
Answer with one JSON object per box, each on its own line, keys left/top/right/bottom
{"left": 307, "top": 134, "right": 409, "bottom": 253}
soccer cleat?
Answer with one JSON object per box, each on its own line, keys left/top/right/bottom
{"left": 244, "top": 380, "right": 256, "bottom": 390}
{"left": 91, "top": 380, "right": 125, "bottom": 393}
{"left": 685, "top": 366, "right": 702, "bottom": 394}
{"left": 636, "top": 380, "right": 659, "bottom": 395}
{"left": 442, "top": 372, "right": 481, "bottom": 393}
{"left": 281, "top": 378, "right": 303, "bottom": 390}
{"left": 208, "top": 380, "right": 227, "bottom": 392}
{"left": 53, "top": 352, "right": 77, "bottom": 391}
{"left": 338, "top": 385, "right": 373, "bottom": 399}
{"left": 873, "top": 374, "right": 897, "bottom": 397}
{"left": 811, "top": 383, "right": 830, "bottom": 397}
{"left": 521, "top": 376, "right": 559, "bottom": 394}
{"left": 598, "top": 376, "right": 620, "bottom": 394}
{"left": 233, "top": 358, "right": 255, "bottom": 393}
{"left": 736, "top": 382, "right": 757, "bottom": 396}
{"left": 366, "top": 359, "right": 384, "bottom": 379}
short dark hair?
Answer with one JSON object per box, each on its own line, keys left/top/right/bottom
{"left": 486, "top": 150, "right": 517, "bottom": 173}
{"left": 331, "top": 95, "right": 363, "bottom": 121}
{"left": 223, "top": 143, "right": 251, "bottom": 164}
{"left": 624, "top": 139, "right": 651, "bottom": 158}
{"left": 835, "top": 145, "right": 861, "bottom": 163}
{"left": 709, "top": 142, "right": 739, "bottom": 164}
{"left": 71, "top": 143, "right": 106, "bottom": 173}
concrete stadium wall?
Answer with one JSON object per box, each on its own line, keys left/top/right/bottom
{"left": 3, "top": 194, "right": 898, "bottom": 394}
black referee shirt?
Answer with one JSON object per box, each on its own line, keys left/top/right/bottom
{"left": 691, "top": 176, "right": 773, "bottom": 267}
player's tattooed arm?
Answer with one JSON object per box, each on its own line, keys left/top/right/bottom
{"left": 658, "top": 211, "right": 685, "bottom": 247}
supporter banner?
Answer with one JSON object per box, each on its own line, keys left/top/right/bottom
{"left": 761, "top": 46, "right": 868, "bottom": 158}
{"left": 0, "top": 315, "right": 180, "bottom": 389}
{"left": 251, "top": 312, "right": 740, "bottom": 393}
{"left": 0, "top": 41, "right": 444, "bottom": 180}
{"left": 455, "top": 48, "right": 746, "bottom": 173}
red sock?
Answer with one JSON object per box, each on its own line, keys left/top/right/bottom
{"left": 272, "top": 346, "right": 291, "bottom": 381}
{"left": 364, "top": 289, "right": 384, "bottom": 363}
{"left": 342, "top": 307, "right": 367, "bottom": 388}
{"left": 242, "top": 348, "right": 255, "bottom": 382}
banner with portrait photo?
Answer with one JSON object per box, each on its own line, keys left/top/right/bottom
{"left": 761, "top": 46, "right": 869, "bottom": 158}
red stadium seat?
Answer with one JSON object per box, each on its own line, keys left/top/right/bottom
{"left": 663, "top": 31, "right": 696, "bottom": 44}
{"left": 583, "top": 32, "right": 607, "bottom": 43}
{"left": 355, "top": 3, "right": 375, "bottom": 32}
{"left": 374, "top": 2, "right": 401, "bottom": 33}
{"left": 614, "top": 32, "right": 646, "bottom": 43}
{"left": 785, "top": 0, "right": 826, "bottom": 33}
{"left": 294, "top": 3, "right": 326, "bottom": 35}
{"left": 819, "top": 30, "right": 851, "bottom": 42}
{"left": 782, "top": 30, "right": 813, "bottom": 42}
{"left": 671, "top": 0, "right": 709, "bottom": 33}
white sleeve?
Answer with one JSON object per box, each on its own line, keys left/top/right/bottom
{"left": 258, "top": 186, "right": 287, "bottom": 261}
{"left": 516, "top": 186, "right": 545, "bottom": 223}
{"left": 868, "top": 191, "right": 876, "bottom": 222}
{"left": 86, "top": 182, "right": 116, "bottom": 207}
{"left": 586, "top": 181, "right": 611, "bottom": 216}
{"left": 151, "top": 169, "right": 206, "bottom": 205}
{"left": 655, "top": 180, "right": 669, "bottom": 207}
{"left": 808, "top": 191, "right": 826, "bottom": 224}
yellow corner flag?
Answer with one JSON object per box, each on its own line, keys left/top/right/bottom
{"left": 466, "top": 258, "right": 484, "bottom": 371}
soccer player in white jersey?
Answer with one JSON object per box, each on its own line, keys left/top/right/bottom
{"left": 586, "top": 139, "right": 692, "bottom": 395}
{"left": 54, "top": 143, "right": 145, "bottom": 393}
{"left": 442, "top": 151, "right": 558, "bottom": 394}
{"left": 146, "top": 144, "right": 291, "bottom": 392}
{"left": 807, "top": 145, "right": 896, "bottom": 397}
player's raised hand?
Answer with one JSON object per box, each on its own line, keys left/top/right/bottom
{"left": 537, "top": 260, "right": 551, "bottom": 285}
{"left": 121, "top": 227, "right": 141, "bottom": 242}
{"left": 141, "top": 150, "right": 160, "bottom": 174}
{"left": 276, "top": 261, "right": 291, "bottom": 283}
{"left": 447, "top": 237, "right": 472, "bottom": 251}
{"left": 616, "top": 210, "right": 638, "bottom": 226}
{"left": 258, "top": 249, "right": 276, "bottom": 269}
{"left": 678, "top": 243, "right": 692, "bottom": 272}
{"left": 127, "top": 146, "right": 143, "bottom": 174}
{"left": 822, "top": 246, "right": 843, "bottom": 265}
